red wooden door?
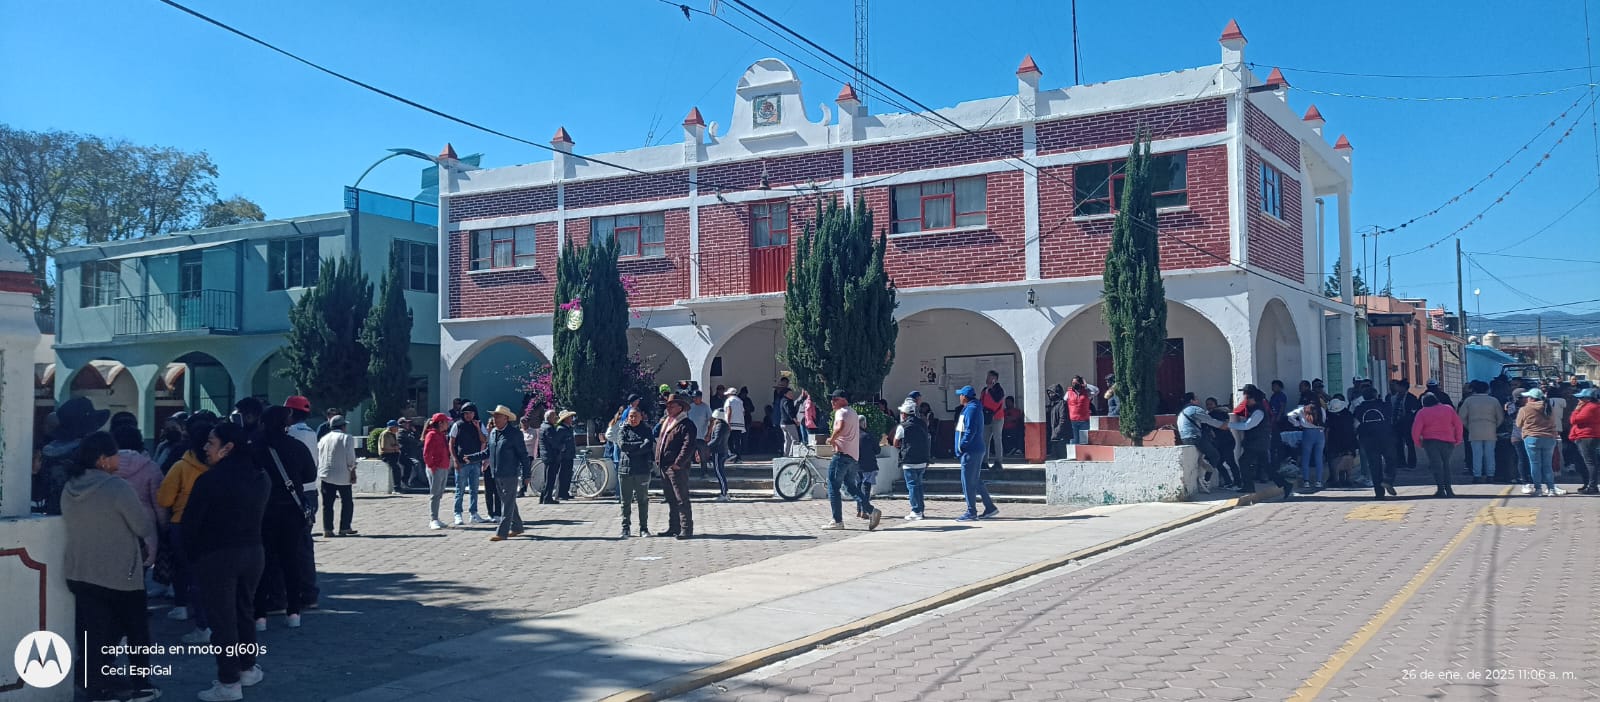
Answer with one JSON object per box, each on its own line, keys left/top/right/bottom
{"left": 1094, "top": 339, "right": 1186, "bottom": 414}
{"left": 749, "top": 202, "right": 792, "bottom": 294}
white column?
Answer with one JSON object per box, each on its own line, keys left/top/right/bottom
{"left": 1337, "top": 187, "right": 1358, "bottom": 380}
{"left": 436, "top": 163, "right": 452, "bottom": 323}
{"left": 1023, "top": 123, "right": 1040, "bottom": 280}
{"left": 688, "top": 166, "right": 700, "bottom": 299}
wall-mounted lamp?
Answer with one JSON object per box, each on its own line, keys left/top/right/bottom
{"left": 1027, "top": 288, "right": 1037, "bottom": 306}
{"left": 689, "top": 310, "right": 698, "bottom": 327}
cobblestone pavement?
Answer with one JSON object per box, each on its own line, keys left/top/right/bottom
{"left": 139, "top": 492, "right": 1078, "bottom": 701}
{"left": 702, "top": 480, "right": 1600, "bottom": 702}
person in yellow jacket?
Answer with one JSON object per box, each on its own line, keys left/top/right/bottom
{"left": 156, "top": 411, "right": 218, "bottom": 643}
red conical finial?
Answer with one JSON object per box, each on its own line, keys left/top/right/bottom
{"left": 1016, "top": 54, "right": 1042, "bottom": 76}
{"left": 438, "top": 143, "right": 458, "bottom": 161}
{"left": 1303, "top": 104, "right": 1324, "bottom": 122}
{"left": 1265, "top": 67, "right": 1289, "bottom": 88}
{"left": 836, "top": 83, "right": 860, "bottom": 103}
{"left": 551, "top": 126, "right": 573, "bottom": 145}
{"left": 1334, "top": 134, "right": 1353, "bottom": 150}
{"left": 683, "top": 107, "right": 705, "bottom": 127}
{"left": 1219, "top": 19, "right": 1246, "bottom": 44}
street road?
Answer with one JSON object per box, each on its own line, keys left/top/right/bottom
{"left": 700, "top": 482, "right": 1599, "bottom": 701}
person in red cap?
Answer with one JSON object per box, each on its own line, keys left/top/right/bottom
{"left": 423, "top": 413, "right": 453, "bottom": 529}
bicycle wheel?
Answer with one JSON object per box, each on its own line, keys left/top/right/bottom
{"left": 526, "top": 459, "right": 547, "bottom": 495}
{"left": 572, "top": 460, "right": 610, "bottom": 499}
{"left": 774, "top": 460, "right": 813, "bottom": 501}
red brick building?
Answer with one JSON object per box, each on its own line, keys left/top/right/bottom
{"left": 437, "top": 20, "right": 1359, "bottom": 462}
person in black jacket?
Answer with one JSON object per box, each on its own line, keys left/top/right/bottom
{"left": 894, "top": 399, "right": 932, "bottom": 520}
{"left": 706, "top": 409, "right": 732, "bottom": 502}
{"left": 252, "top": 405, "right": 317, "bottom": 632}
{"left": 538, "top": 410, "right": 568, "bottom": 504}
{"left": 609, "top": 409, "right": 655, "bottom": 538}
{"left": 1388, "top": 379, "right": 1422, "bottom": 470}
{"left": 183, "top": 421, "right": 271, "bottom": 701}
{"left": 1356, "top": 386, "right": 1400, "bottom": 498}
{"left": 1227, "top": 386, "right": 1293, "bottom": 500}
{"left": 1045, "top": 384, "right": 1069, "bottom": 460}
{"left": 471, "top": 406, "right": 529, "bottom": 541}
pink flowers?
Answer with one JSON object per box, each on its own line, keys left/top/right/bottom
{"left": 517, "top": 362, "right": 556, "bottom": 418}
{"left": 558, "top": 298, "right": 582, "bottom": 312}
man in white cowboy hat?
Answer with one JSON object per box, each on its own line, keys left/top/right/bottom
{"left": 471, "top": 405, "right": 530, "bottom": 541}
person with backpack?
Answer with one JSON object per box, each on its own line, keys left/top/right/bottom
{"left": 1324, "top": 396, "right": 1360, "bottom": 488}
{"left": 894, "top": 398, "right": 932, "bottom": 520}
{"left": 1389, "top": 379, "right": 1422, "bottom": 470}
{"left": 1354, "top": 387, "right": 1399, "bottom": 499}
{"left": 1412, "top": 394, "right": 1463, "bottom": 497}
{"left": 1287, "top": 399, "right": 1327, "bottom": 492}
{"left": 253, "top": 405, "right": 317, "bottom": 632}
{"left": 1516, "top": 388, "right": 1565, "bottom": 496}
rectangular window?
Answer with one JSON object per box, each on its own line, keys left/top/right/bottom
{"left": 889, "top": 176, "right": 987, "bottom": 234}
{"left": 470, "top": 225, "right": 537, "bottom": 271}
{"left": 393, "top": 240, "right": 439, "bottom": 293}
{"left": 750, "top": 202, "right": 790, "bottom": 248}
{"left": 267, "top": 237, "right": 321, "bottom": 290}
{"left": 78, "top": 261, "right": 121, "bottom": 307}
{"left": 1072, "top": 152, "right": 1189, "bottom": 216}
{"left": 592, "top": 213, "right": 666, "bottom": 258}
{"left": 1260, "top": 163, "right": 1283, "bottom": 219}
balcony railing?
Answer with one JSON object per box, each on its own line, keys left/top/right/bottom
{"left": 344, "top": 186, "right": 438, "bottom": 226}
{"left": 115, "top": 290, "right": 238, "bottom": 336}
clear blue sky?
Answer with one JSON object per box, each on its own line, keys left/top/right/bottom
{"left": 5, "top": 0, "right": 1598, "bottom": 321}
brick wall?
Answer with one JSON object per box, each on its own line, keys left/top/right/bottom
{"left": 614, "top": 208, "right": 690, "bottom": 307}
{"left": 857, "top": 169, "right": 1027, "bottom": 286}
{"left": 1245, "top": 149, "right": 1305, "bottom": 281}
{"left": 696, "top": 196, "right": 825, "bottom": 297}
{"left": 1244, "top": 102, "right": 1302, "bottom": 170}
{"left": 699, "top": 151, "right": 843, "bottom": 191}
{"left": 565, "top": 170, "right": 691, "bottom": 210}
{"left": 448, "top": 185, "right": 556, "bottom": 223}
{"left": 447, "top": 221, "right": 558, "bottom": 318}
{"left": 1038, "top": 145, "right": 1231, "bottom": 278}
{"left": 853, "top": 127, "right": 1023, "bottom": 177}
{"left": 1037, "top": 98, "right": 1226, "bottom": 155}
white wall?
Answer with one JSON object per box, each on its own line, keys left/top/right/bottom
{"left": 1254, "top": 299, "right": 1303, "bottom": 388}
{"left": 1043, "top": 301, "right": 1233, "bottom": 408}
{"left": 709, "top": 319, "right": 788, "bottom": 396}
{"left": 885, "top": 309, "right": 1021, "bottom": 419}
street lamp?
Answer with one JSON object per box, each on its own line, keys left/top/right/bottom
{"left": 352, "top": 148, "right": 442, "bottom": 190}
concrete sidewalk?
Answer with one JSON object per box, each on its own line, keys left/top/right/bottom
{"left": 333, "top": 498, "right": 1241, "bottom": 702}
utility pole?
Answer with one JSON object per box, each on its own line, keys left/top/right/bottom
{"left": 853, "top": 0, "right": 869, "bottom": 109}
{"left": 1385, "top": 256, "right": 1392, "bottom": 296}
{"left": 1455, "top": 238, "right": 1466, "bottom": 338}
{"left": 1071, "top": 0, "right": 1082, "bottom": 85}
{"left": 1537, "top": 315, "right": 1544, "bottom": 366}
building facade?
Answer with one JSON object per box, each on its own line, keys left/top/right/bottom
{"left": 52, "top": 187, "right": 442, "bottom": 431}
{"left": 436, "top": 20, "right": 1360, "bottom": 461}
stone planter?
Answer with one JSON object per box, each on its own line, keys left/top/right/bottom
{"left": 1044, "top": 445, "right": 1203, "bottom": 506}
{"left": 353, "top": 458, "right": 393, "bottom": 495}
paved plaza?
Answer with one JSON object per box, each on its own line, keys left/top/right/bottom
{"left": 132, "top": 473, "right": 1600, "bottom": 702}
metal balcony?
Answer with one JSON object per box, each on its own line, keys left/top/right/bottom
{"left": 114, "top": 290, "right": 238, "bottom": 336}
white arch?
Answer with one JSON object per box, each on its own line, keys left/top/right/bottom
{"left": 1254, "top": 297, "right": 1303, "bottom": 388}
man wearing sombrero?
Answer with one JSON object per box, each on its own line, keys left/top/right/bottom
{"left": 655, "top": 395, "right": 697, "bottom": 539}
{"left": 39, "top": 396, "right": 111, "bottom": 515}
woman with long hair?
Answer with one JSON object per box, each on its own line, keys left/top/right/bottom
{"left": 1288, "top": 399, "right": 1326, "bottom": 492}
{"left": 423, "top": 413, "right": 453, "bottom": 528}
{"left": 156, "top": 410, "right": 219, "bottom": 642}
{"left": 1516, "top": 388, "right": 1565, "bottom": 496}
{"left": 252, "top": 405, "right": 317, "bottom": 631}
{"left": 62, "top": 430, "right": 161, "bottom": 702}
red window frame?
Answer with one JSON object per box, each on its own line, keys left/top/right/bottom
{"left": 751, "top": 201, "right": 791, "bottom": 248}
{"left": 470, "top": 226, "right": 536, "bottom": 270}
{"left": 890, "top": 176, "right": 987, "bottom": 234}
{"left": 614, "top": 225, "right": 642, "bottom": 257}
{"left": 1073, "top": 153, "right": 1189, "bottom": 216}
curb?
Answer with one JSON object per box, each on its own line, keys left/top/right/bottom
{"left": 598, "top": 488, "right": 1280, "bottom": 702}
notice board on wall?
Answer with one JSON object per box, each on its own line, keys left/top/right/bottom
{"left": 943, "top": 354, "right": 1018, "bottom": 413}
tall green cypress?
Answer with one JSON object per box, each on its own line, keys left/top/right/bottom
{"left": 552, "top": 235, "right": 628, "bottom": 426}
{"left": 362, "top": 247, "right": 413, "bottom": 425}
{"left": 783, "top": 196, "right": 898, "bottom": 401}
{"left": 281, "top": 256, "right": 372, "bottom": 413}
{"left": 1101, "top": 133, "right": 1168, "bottom": 445}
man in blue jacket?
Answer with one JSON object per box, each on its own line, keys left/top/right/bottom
{"left": 955, "top": 386, "right": 999, "bottom": 522}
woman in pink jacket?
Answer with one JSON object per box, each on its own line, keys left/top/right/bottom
{"left": 1412, "top": 393, "right": 1463, "bottom": 498}
{"left": 114, "top": 425, "right": 165, "bottom": 592}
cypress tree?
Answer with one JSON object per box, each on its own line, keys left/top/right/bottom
{"left": 1101, "top": 133, "right": 1168, "bottom": 445}
{"left": 281, "top": 256, "right": 372, "bottom": 413}
{"left": 783, "top": 196, "right": 898, "bottom": 401}
{"left": 552, "top": 235, "right": 629, "bottom": 426}
{"left": 361, "top": 247, "right": 413, "bottom": 426}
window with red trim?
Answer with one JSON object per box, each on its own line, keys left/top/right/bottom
{"left": 890, "top": 176, "right": 987, "bottom": 234}
{"left": 470, "top": 225, "right": 536, "bottom": 271}
{"left": 592, "top": 213, "right": 666, "bottom": 258}
{"left": 751, "top": 202, "right": 790, "bottom": 247}
{"left": 1073, "top": 152, "right": 1188, "bottom": 216}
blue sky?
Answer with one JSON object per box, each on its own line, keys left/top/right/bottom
{"left": 5, "top": 0, "right": 1598, "bottom": 322}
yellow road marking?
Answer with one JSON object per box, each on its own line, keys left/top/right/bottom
{"left": 1477, "top": 506, "right": 1538, "bottom": 527}
{"left": 1346, "top": 504, "right": 1411, "bottom": 522}
{"left": 1288, "top": 487, "right": 1514, "bottom": 701}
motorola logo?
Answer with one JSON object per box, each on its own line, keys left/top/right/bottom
{"left": 13, "top": 631, "right": 70, "bottom": 688}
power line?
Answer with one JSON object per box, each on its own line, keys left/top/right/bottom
{"left": 1466, "top": 251, "right": 1600, "bottom": 263}
{"left": 1582, "top": 0, "right": 1600, "bottom": 193}
{"left": 1390, "top": 100, "right": 1596, "bottom": 258}
{"left": 1473, "top": 298, "right": 1600, "bottom": 317}
{"left": 1245, "top": 61, "right": 1590, "bottom": 80}
{"left": 1294, "top": 84, "right": 1596, "bottom": 101}
{"left": 1484, "top": 186, "right": 1600, "bottom": 252}
{"left": 1465, "top": 254, "right": 1553, "bottom": 307}
{"left": 1368, "top": 93, "right": 1588, "bottom": 238}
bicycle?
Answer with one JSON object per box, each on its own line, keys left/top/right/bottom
{"left": 570, "top": 446, "right": 612, "bottom": 499}
{"left": 775, "top": 442, "right": 831, "bottom": 501}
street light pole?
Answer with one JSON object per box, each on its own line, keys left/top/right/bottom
{"left": 348, "top": 148, "right": 442, "bottom": 259}
{"left": 352, "top": 148, "right": 440, "bottom": 190}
